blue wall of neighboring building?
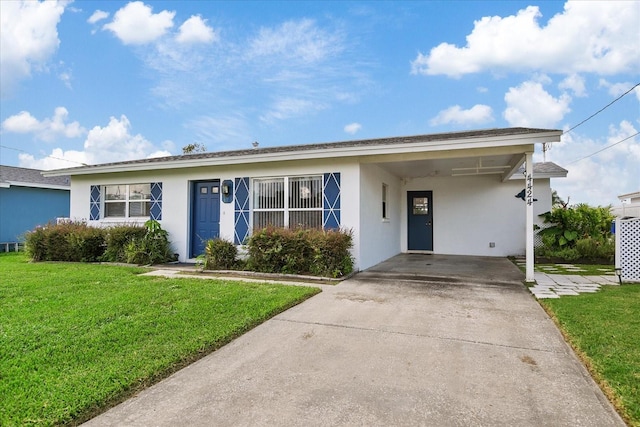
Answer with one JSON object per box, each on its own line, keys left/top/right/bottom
{"left": 0, "top": 186, "right": 70, "bottom": 242}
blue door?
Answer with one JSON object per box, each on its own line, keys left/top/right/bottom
{"left": 191, "top": 181, "right": 221, "bottom": 257}
{"left": 407, "top": 191, "right": 433, "bottom": 251}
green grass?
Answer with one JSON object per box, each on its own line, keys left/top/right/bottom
{"left": 540, "top": 284, "right": 640, "bottom": 426}
{"left": 0, "top": 253, "right": 320, "bottom": 426}
{"left": 536, "top": 263, "right": 615, "bottom": 275}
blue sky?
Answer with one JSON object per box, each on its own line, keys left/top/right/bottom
{"left": 1, "top": 0, "right": 638, "bottom": 206}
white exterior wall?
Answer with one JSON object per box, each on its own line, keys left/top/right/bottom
{"left": 401, "top": 175, "right": 551, "bottom": 257}
{"left": 69, "top": 159, "right": 361, "bottom": 265}
{"left": 358, "top": 164, "right": 402, "bottom": 270}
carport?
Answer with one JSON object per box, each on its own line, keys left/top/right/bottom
{"left": 358, "top": 253, "right": 525, "bottom": 285}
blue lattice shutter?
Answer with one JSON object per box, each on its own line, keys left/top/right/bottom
{"left": 150, "top": 182, "right": 162, "bottom": 220}
{"left": 323, "top": 173, "right": 341, "bottom": 230}
{"left": 234, "top": 177, "right": 250, "bottom": 244}
{"left": 90, "top": 185, "right": 101, "bottom": 220}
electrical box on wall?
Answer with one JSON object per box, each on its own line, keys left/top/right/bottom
{"left": 221, "top": 180, "right": 233, "bottom": 204}
{"left": 489, "top": 242, "right": 496, "bottom": 248}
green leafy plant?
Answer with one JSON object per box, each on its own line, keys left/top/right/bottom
{"left": 101, "top": 225, "right": 147, "bottom": 262}
{"left": 204, "top": 238, "right": 238, "bottom": 270}
{"left": 536, "top": 203, "right": 614, "bottom": 262}
{"left": 124, "top": 220, "right": 173, "bottom": 265}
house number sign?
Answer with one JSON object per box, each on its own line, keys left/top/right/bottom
{"left": 526, "top": 173, "right": 533, "bottom": 206}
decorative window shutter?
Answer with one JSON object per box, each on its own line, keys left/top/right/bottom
{"left": 90, "top": 185, "right": 101, "bottom": 220}
{"left": 323, "top": 173, "right": 341, "bottom": 230}
{"left": 234, "top": 177, "right": 250, "bottom": 244}
{"left": 150, "top": 182, "right": 162, "bottom": 220}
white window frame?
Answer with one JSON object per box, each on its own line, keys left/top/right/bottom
{"left": 102, "top": 183, "right": 151, "bottom": 219}
{"left": 382, "top": 183, "right": 389, "bottom": 220}
{"left": 252, "top": 175, "right": 323, "bottom": 229}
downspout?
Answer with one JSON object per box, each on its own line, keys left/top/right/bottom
{"left": 525, "top": 152, "right": 535, "bottom": 282}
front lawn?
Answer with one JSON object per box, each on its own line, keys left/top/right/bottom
{"left": 540, "top": 284, "right": 640, "bottom": 426}
{"left": 0, "top": 253, "right": 320, "bottom": 425}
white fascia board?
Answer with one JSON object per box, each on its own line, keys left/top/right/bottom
{"left": 0, "top": 182, "right": 9, "bottom": 188}
{"left": 44, "top": 130, "right": 563, "bottom": 177}
{"left": 618, "top": 191, "right": 640, "bottom": 201}
{"left": 4, "top": 181, "right": 70, "bottom": 190}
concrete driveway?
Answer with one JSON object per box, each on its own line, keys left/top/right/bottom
{"left": 85, "top": 255, "right": 624, "bottom": 426}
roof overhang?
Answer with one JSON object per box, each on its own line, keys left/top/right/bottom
{"left": 0, "top": 181, "right": 70, "bottom": 190}
{"left": 42, "top": 128, "right": 563, "bottom": 177}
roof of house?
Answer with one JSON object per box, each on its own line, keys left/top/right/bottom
{"left": 44, "top": 127, "right": 562, "bottom": 176}
{"left": 515, "top": 162, "right": 568, "bottom": 178}
{"left": 0, "top": 165, "right": 70, "bottom": 189}
{"left": 617, "top": 191, "right": 640, "bottom": 201}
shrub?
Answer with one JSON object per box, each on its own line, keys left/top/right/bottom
{"left": 309, "top": 229, "right": 354, "bottom": 278}
{"left": 204, "top": 238, "right": 238, "bottom": 270}
{"left": 124, "top": 220, "right": 174, "bottom": 265}
{"left": 575, "top": 236, "right": 614, "bottom": 262}
{"left": 245, "top": 227, "right": 313, "bottom": 274}
{"left": 101, "top": 225, "right": 147, "bottom": 262}
{"left": 245, "top": 226, "right": 353, "bottom": 277}
{"left": 24, "top": 221, "right": 106, "bottom": 262}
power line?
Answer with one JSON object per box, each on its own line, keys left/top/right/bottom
{"left": 0, "top": 144, "right": 88, "bottom": 166}
{"left": 563, "top": 82, "right": 640, "bottom": 135}
{"left": 566, "top": 131, "right": 639, "bottom": 165}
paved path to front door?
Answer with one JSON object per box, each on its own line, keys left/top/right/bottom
{"left": 85, "top": 256, "right": 624, "bottom": 426}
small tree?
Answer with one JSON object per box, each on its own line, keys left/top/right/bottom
{"left": 182, "top": 143, "right": 207, "bottom": 154}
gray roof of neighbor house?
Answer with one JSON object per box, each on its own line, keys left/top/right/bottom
{"left": 44, "top": 127, "right": 562, "bottom": 176}
{"left": 0, "top": 165, "right": 70, "bottom": 188}
{"left": 516, "top": 162, "right": 568, "bottom": 178}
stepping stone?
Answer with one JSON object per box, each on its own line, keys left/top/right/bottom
{"left": 534, "top": 293, "right": 560, "bottom": 299}
{"left": 555, "top": 289, "right": 580, "bottom": 296}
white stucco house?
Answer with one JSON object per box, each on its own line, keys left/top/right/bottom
{"left": 44, "top": 127, "right": 567, "bottom": 280}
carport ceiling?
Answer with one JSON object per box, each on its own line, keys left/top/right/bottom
{"left": 378, "top": 154, "right": 521, "bottom": 178}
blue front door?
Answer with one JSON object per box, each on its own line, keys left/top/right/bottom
{"left": 407, "top": 191, "right": 433, "bottom": 251}
{"left": 191, "top": 181, "right": 221, "bottom": 257}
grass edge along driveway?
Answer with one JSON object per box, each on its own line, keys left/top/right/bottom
{"left": 540, "top": 283, "right": 640, "bottom": 427}
{"left": 0, "top": 253, "right": 320, "bottom": 426}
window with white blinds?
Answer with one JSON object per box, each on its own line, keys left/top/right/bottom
{"left": 253, "top": 176, "right": 322, "bottom": 229}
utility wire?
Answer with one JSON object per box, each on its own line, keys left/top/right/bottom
{"left": 563, "top": 82, "right": 639, "bottom": 135}
{"left": 566, "top": 131, "right": 639, "bottom": 165}
{"left": 0, "top": 144, "right": 88, "bottom": 166}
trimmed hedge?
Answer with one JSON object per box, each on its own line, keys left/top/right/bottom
{"left": 25, "top": 221, "right": 105, "bottom": 262}
{"left": 243, "top": 226, "right": 354, "bottom": 278}
{"left": 24, "top": 221, "right": 173, "bottom": 265}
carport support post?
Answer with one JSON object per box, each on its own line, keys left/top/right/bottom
{"left": 525, "top": 152, "right": 535, "bottom": 282}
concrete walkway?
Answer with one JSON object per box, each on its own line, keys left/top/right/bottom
{"left": 85, "top": 256, "right": 624, "bottom": 426}
{"left": 530, "top": 272, "right": 620, "bottom": 299}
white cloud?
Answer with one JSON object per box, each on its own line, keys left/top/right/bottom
{"left": 103, "top": 1, "right": 175, "bottom": 45}
{"left": 260, "top": 97, "right": 327, "bottom": 123}
{"left": 344, "top": 122, "right": 362, "bottom": 134}
{"left": 429, "top": 104, "right": 493, "bottom": 126}
{"left": 540, "top": 121, "right": 640, "bottom": 206}
{"left": 503, "top": 81, "right": 571, "bottom": 128}
{"left": 18, "top": 115, "right": 172, "bottom": 170}
{"left": 411, "top": 2, "right": 640, "bottom": 77}
{"left": 2, "top": 107, "right": 85, "bottom": 141}
{"left": 87, "top": 10, "right": 109, "bottom": 24}
{"left": 559, "top": 74, "right": 586, "bottom": 97}
{"left": 247, "top": 19, "right": 343, "bottom": 64}
{"left": 176, "top": 15, "right": 217, "bottom": 44}
{"left": 0, "top": 0, "right": 67, "bottom": 96}
{"left": 599, "top": 79, "right": 640, "bottom": 101}
{"left": 185, "top": 114, "right": 252, "bottom": 150}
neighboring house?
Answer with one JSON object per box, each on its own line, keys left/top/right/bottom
{"left": 0, "top": 165, "right": 70, "bottom": 249}
{"left": 613, "top": 191, "right": 640, "bottom": 282}
{"left": 44, "top": 127, "right": 566, "bottom": 280}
